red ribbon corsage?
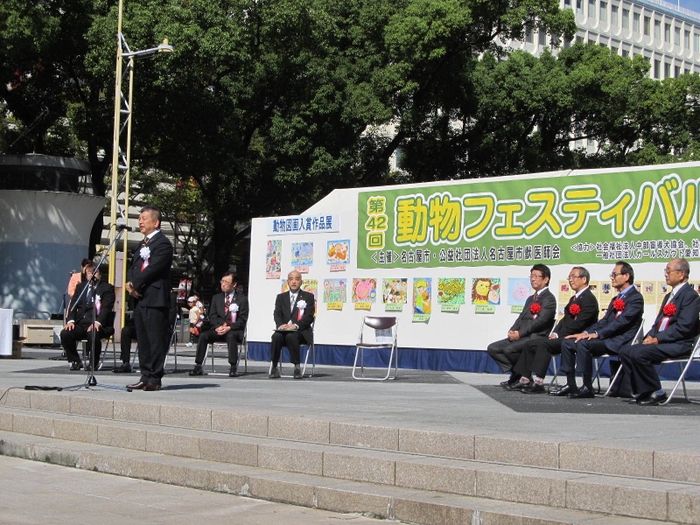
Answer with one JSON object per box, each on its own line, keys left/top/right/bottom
{"left": 569, "top": 303, "right": 581, "bottom": 316}
{"left": 612, "top": 298, "right": 625, "bottom": 312}
{"left": 530, "top": 303, "right": 542, "bottom": 315}
{"left": 663, "top": 303, "right": 677, "bottom": 317}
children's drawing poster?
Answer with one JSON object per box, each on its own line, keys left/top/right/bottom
{"left": 437, "top": 278, "right": 465, "bottom": 313}
{"left": 382, "top": 278, "right": 407, "bottom": 311}
{"left": 266, "top": 240, "right": 282, "bottom": 279}
{"left": 508, "top": 277, "right": 531, "bottom": 313}
{"left": 471, "top": 277, "right": 500, "bottom": 313}
{"left": 327, "top": 240, "right": 350, "bottom": 271}
{"left": 323, "top": 278, "right": 347, "bottom": 310}
{"left": 291, "top": 242, "right": 313, "bottom": 272}
{"left": 353, "top": 278, "right": 377, "bottom": 310}
{"left": 303, "top": 279, "right": 318, "bottom": 303}
{"left": 413, "top": 278, "right": 432, "bottom": 322}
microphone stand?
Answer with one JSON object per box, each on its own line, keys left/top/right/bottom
{"left": 62, "top": 228, "right": 132, "bottom": 392}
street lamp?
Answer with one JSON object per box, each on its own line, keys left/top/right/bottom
{"left": 107, "top": 0, "right": 173, "bottom": 327}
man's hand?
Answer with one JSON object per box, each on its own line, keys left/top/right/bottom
{"left": 63, "top": 322, "right": 75, "bottom": 331}
{"left": 87, "top": 322, "right": 101, "bottom": 333}
{"left": 643, "top": 335, "right": 659, "bottom": 345}
{"left": 215, "top": 324, "right": 230, "bottom": 336}
{"left": 507, "top": 330, "right": 520, "bottom": 341}
{"left": 126, "top": 282, "right": 142, "bottom": 299}
{"left": 565, "top": 332, "right": 593, "bottom": 342}
{"left": 278, "top": 323, "right": 297, "bottom": 330}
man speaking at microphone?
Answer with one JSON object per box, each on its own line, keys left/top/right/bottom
{"left": 124, "top": 205, "right": 173, "bottom": 391}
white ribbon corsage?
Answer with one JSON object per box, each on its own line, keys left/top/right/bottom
{"left": 229, "top": 302, "right": 239, "bottom": 323}
{"left": 139, "top": 246, "right": 151, "bottom": 260}
{"left": 296, "top": 299, "right": 307, "bottom": 310}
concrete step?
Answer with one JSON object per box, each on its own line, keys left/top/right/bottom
{"left": 2, "top": 388, "right": 700, "bottom": 483}
{"left": 0, "top": 398, "right": 699, "bottom": 524}
{"left": 0, "top": 428, "right": 681, "bottom": 525}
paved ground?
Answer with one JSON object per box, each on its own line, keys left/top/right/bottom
{"left": 0, "top": 455, "right": 395, "bottom": 525}
{"left": 2, "top": 344, "right": 700, "bottom": 525}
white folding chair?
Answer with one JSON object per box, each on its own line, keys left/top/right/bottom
{"left": 658, "top": 335, "right": 700, "bottom": 405}
{"left": 352, "top": 316, "right": 398, "bottom": 381}
{"left": 604, "top": 319, "right": 645, "bottom": 396}
{"left": 268, "top": 321, "right": 315, "bottom": 377}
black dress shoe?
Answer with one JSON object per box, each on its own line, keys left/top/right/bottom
{"left": 69, "top": 361, "right": 83, "bottom": 371}
{"left": 549, "top": 385, "right": 573, "bottom": 397}
{"left": 568, "top": 385, "right": 595, "bottom": 399}
{"left": 522, "top": 383, "right": 546, "bottom": 394}
{"left": 507, "top": 380, "right": 529, "bottom": 391}
{"left": 293, "top": 365, "right": 303, "bottom": 379}
{"left": 143, "top": 383, "right": 161, "bottom": 391}
{"left": 112, "top": 363, "right": 132, "bottom": 374}
{"left": 638, "top": 392, "right": 667, "bottom": 406}
{"left": 126, "top": 381, "right": 146, "bottom": 390}
{"left": 229, "top": 367, "right": 238, "bottom": 377}
{"left": 189, "top": 364, "right": 204, "bottom": 376}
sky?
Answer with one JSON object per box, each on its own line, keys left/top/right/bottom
{"left": 680, "top": 0, "right": 700, "bottom": 13}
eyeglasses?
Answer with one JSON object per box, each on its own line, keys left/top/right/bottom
{"left": 610, "top": 272, "right": 625, "bottom": 278}
{"left": 664, "top": 268, "right": 681, "bottom": 275}
{"left": 530, "top": 273, "right": 544, "bottom": 280}
{"left": 220, "top": 279, "right": 233, "bottom": 284}
{"left": 568, "top": 274, "right": 583, "bottom": 280}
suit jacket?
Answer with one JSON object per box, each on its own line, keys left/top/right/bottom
{"left": 127, "top": 230, "right": 173, "bottom": 308}
{"left": 647, "top": 282, "right": 700, "bottom": 344}
{"left": 274, "top": 289, "right": 315, "bottom": 343}
{"left": 207, "top": 291, "right": 249, "bottom": 333}
{"left": 511, "top": 288, "right": 557, "bottom": 338}
{"left": 587, "top": 286, "right": 644, "bottom": 352}
{"left": 67, "top": 280, "right": 115, "bottom": 328}
{"left": 553, "top": 287, "right": 599, "bottom": 338}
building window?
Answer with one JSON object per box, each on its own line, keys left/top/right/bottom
{"left": 600, "top": 2, "right": 607, "bottom": 22}
{"left": 538, "top": 30, "right": 547, "bottom": 46}
{"left": 695, "top": 33, "right": 700, "bottom": 53}
{"left": 654, "top": 59, "right": 661, "bottom": 79}
{"left": 654, "top": 20, "right": 661, "bottom": 40}
{"left": 675, "top": 27, "right": 681, "bottom": 46}
{"left": 589, "top": 0, "right": 596, "bottom": 18}
{"left": 526, "top": 28, "right": 534, "bottom": 44}
{"left": 576, "top": 0, "right": 583, "bottom": 14}
{"left": 576, "top": 35, "right": 584, "bottom": 43}
{"left": 633, "top": 13, "right": 640, "bottom": 33}
{"left": 644, "top": 16, "right": 651, "bottom": 37}
{"left": 664, "top": 62, "right": 671, "bottom": 78}
{"left": 564, "top": 0, "right": 571, "bottom": 6}
{"left": 664, "top": 23, "right": 670, "bottom": 43}
{"left": 611, "top": 5, "right": 618, "bottom": 25}
{"left": 685, "top": 30, "right": 691, "bottom": 49}
{"left": 622, "top": 9, "right": 629, "bottom": 30}
{"left": 676, "top": 65, "right": 681, "bottom": 77}
{"left": 622, "top": 48, "right": 629, "bottom": 57}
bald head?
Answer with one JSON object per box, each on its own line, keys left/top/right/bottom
{"left": 287, "top": 271, "right": 302, "bottom": 293}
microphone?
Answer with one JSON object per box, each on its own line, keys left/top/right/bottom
{"left": 116, "top": 223, "right": 136, "bottom": 232}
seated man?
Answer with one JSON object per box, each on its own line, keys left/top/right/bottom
{"left": 190, "top": 272, "right": 248, "bottom": 377}
{"left": 270, "top": 270, "right": 315, "bottom": 379}
{"left": 487, "top": 264, "right": 556, "bottom": 388}
{"left": 511, "top": 266, "right": 599, "bottom": 394}
{"left": 619, "top": 258, "right": 700, "bottom": 406}
{"left": 554, "top": 261, "right": 643, "bottom": 398}
{"left": 60, "top": 262, "right": 115, "bottom": 370}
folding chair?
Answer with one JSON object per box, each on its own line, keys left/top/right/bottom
{"left": 163, "top": 321, "right": 180, "bottom": 373}
{"left": 604, "top": 320, "right": 646, "bottom": 396}
{"left": 206, "top": 328, "right": 248, "bottom": 375}
{"left": 268, "top": 321, "right": 315, "bottom": 377}
{"left": 658, "top": 335, "right": 700, "bottom": 405}
{"left": 352, "top": 316, "right": 398, "bottom": 381}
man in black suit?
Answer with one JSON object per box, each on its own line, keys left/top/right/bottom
{"left": 270, "top": 270, "right": 315, "bottom": 379}
{"left": 554, "top": 261, "right": 644, "bottom": 399}
{"left": 512, "top": 266, "right": 599, "bottom": 394}
{"left": 190, "top": 272, "right": 249, "bottom": 377}
{"left": 61, "top": 262, "right": 115, "bottom": 370}
{"left": 125, "top": 205, "right": 173, "bottom": 391}
{"left": 487, "top": 264, "right": 557, "bottom": 387}
{"left": 619, "top": 258, "right": 700, "bottom": 405}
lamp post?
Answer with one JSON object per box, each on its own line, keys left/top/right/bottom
{"left": 108, "top": 0, "right": 173, "bottom": 327}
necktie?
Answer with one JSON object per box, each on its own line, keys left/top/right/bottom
{"left": 224, "top": 294, "right": 231, "bottom": 313}
{"left": 142, "top": 237, "right": 148, "bottom": 246}
{"left": 290, "top": 294, "right": 296, "bottom": 308}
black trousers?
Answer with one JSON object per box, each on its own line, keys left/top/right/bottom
{"left": 60, "top": 321, "right": 106, "bottom": 365}
{"left": 513, "top": 337, "right": 562, "bottom": 379}
{"left": 134, "top": 304, "right": 169, "bottom": 385}
{"left": 486, "top": 334, "right": 545, "bottom": 373}
{"left": 195, "top": 328, "right": 243, "bottom": 367}
{"left": 271, "top": 331, "right": 310, "bottom": 366}
{"left": 619, "top": 340, "right": 693, "bottom": 396}
{"left": 120, "top": 325, "right": 137, "bottom": 363}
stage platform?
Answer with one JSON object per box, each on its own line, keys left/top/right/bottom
{"left": 1, "top": 345, "right": 699, "bottom": 524}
